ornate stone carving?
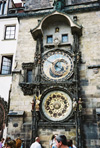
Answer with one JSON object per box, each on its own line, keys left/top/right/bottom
{"left": 22, "top": 63, "right": 34, "bottom": 70}
{"left": 19, "top": 83, "right": 35, "bottom": 95}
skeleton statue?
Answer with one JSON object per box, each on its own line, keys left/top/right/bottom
{"left": 78, "top": 98, "right": 83, "bottom": 112}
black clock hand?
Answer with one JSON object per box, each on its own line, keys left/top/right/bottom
{"left": 47, "top": 59, "right": 53, "bottom": 64}
{"left": 52, "top": 62, "right": 63, "bottom": 71}
{"left": 47, "top": 59, "right": 65, "bottom": 70}
{"left": 55, "top": 63, "right": 63, "bottom": 70}
{"left": 47, "top": 59, "right": 61, "bottom": 69}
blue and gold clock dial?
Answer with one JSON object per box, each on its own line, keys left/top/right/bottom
{"left": 42, "top": 90, "right": 72, "bottom": 121}
{"left": 41, "top": 51, "right": 74, "bottom": 81}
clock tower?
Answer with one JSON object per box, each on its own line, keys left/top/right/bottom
{"left": 30, "top": 10, "right": 82, "bottom": 146}
{"left": 20, "top": 11, "right": 82, "bottom": 147}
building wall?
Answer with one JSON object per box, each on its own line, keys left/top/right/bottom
{"left": 77, "top": 11, "right": 100, "bottom": 147}
{"left": 0, "top": 17, "right": 19, "bottom": 102}
{"left": 7, "top": 9, "right": 100, "bottom": 147}
{"left": 0, "top": 17, "right": 19, "bottom": 139}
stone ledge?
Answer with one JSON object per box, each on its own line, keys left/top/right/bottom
{"left": 8, "top": 110, "right": 25, "bottom": 116}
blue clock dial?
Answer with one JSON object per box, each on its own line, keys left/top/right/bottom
{"left": 41, "top": 51, "right": 74, "bottom": 81}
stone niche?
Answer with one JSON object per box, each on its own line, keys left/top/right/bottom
{"left": 8, "top": 111, "right": 25, "bottom": 139}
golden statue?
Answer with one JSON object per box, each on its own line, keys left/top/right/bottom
{"left": 73, "top": 98, "right": 77, "bottom": 111}
{"left": 35, "top": 95, "right": 41, "bottom": 111}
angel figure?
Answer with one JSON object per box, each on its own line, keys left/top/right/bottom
{"left": 73, "top": 98, "right": 77, "bottom": 111}
{"left": 35, "top": 95, "right": 41, "bottom": 111}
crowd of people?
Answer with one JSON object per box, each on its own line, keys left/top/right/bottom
{"left": 30, "top": 134, "right": 77, "bottom": 148}
{"left": 0, "top": 134, "right": 76, "bottom": 148}
{"left": 0, "top": 137, "right": 23, "bottom": 148}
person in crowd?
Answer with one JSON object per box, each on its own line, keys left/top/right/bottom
{"left": 1, "top": 138, "right": 5, "bottom": 147}
{"left": 5, "top": 137, "right": 11, "bottom": 143}
{"left": 4, "top": 139, "right": 16, "bottom": 148}
{"left": 50, "top": 134, "right": 57, "bottom": 148}
{"left": 0, "top": 138, "right": 4, "bottom": 148}
{"left": 67, "top": 139, "right": 76, "bottom": 148}
{"left": 55, "top": 135, "right": 69, "bottom": 148}
{"left": 4, "top": 137, "right": 11, "bottom": 148}
{"left": 30, "top": 137, "right": 42, "bottom": 148}
{"left": 16, "top": 138, "right": 22, "bottom": 148}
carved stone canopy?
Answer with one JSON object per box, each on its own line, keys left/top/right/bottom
{"left": 30, "top": 11, "right": 82, "bottom": 40}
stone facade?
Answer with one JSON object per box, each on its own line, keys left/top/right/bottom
{"left": 7, "top": 0, "right": 100, "bottom": 148}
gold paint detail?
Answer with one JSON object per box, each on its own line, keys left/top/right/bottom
{"left": 42, "top": 91, "right": 72, "bottom": 121}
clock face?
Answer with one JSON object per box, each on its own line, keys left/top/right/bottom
{"left": 41, "top": 51, "right": 73, "bottom": 81}
{"left": 41, "top": 90, "right": 72, "bottom": 121}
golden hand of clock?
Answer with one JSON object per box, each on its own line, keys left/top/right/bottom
{"left": 47, "top": 59, "right": 68, "bottom": 71}
{"left": 46, "top": 59, "right": 62, "bottom": 69}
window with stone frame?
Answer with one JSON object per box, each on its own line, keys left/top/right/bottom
{"left": 47, "top": 35, "right": 53, "bottom": 43}
{"left": 62, "top": 34, "right": 68, "bottom": 43}
{"left": 2, "top": 1, "right": 6, "bottom": 14}
{"left": 0, "top": 55, "right": 13, "bottom": 75}
{"left": 5, "top": 25, "right": 16, "bottom": 40}
{"left": 21, "top": 63, "right": 34, "bottom": 83}
{"left": 27, "top": 69, "right": 32, "bottom": 82}
{"left": 0, "top": 2, "right": 2, "bottom": 15}
{"left": 0, "top": 1, "right": 6, "bottom": 15}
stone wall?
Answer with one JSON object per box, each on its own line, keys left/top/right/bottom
{"left": 39, "top": 127, "right": 76, "bottom": 148}
{"left": 77, "top": 11, "right": 100, "bottom": 147}
{"left": 8, "top": 10, "right": 100, "bottom": 148}
{"left": 24, "top": 0, "right": 98, "bottom": 11}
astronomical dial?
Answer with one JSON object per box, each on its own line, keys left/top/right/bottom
{"left": 41, "top": 51, "right": 73, "bottom": 81}
{"left": 41, "top": 90, "right": 72, "bottom": 121}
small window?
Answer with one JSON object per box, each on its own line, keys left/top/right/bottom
{"left": 1, "top": 56, "right": 13, "bottom": 75}
{"left": 62, "top": 34, "right": 68, "bottom": 43}
{"left": 27, "top": 70, "right": 32, "bottom": 82}
{"left": 0, "top": 3, "right": 3, "bottom": 15}
{"left": 2, "top": 2, "right": 6, "bottom": 15}
{"left": 5, "top": 26, "right": 16, "bottom": 40}
{"left": 23, "top": 2, "right": 26, "bottom": 7}
{"left": 47, "top": 35, "right": 53, "bottom": 43}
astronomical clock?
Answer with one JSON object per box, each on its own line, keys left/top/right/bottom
{"left": 30, "top": 11, "right": 82, "bottom": 125}
{"left": 41, "top": 51, "right": 74, "bottom": 81}
{"left": 20, "top": 10, "right": 82, "bottom": 147}
{"left": 41, "top": 90, "right": 72, "bottom": 121}
{"left": 40, "top": 50, "right": 74, "bottom": 122}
